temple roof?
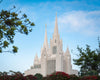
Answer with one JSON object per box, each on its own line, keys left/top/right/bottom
{"left": 43, "top": 24, "right": 48, "bottom": 49}
{"left": 53, "top": 13, "right": 59, "bottom": 37}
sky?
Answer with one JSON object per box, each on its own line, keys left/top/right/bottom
{"left": 0, "top": 0, "right": 100, "bottom": 73}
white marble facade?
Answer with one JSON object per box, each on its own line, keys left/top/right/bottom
{"left": 24, "top": 14, "right": 78, "bottom": 76}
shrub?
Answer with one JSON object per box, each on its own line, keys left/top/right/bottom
{"left": 47, "top": 71, "right": 70, "bottom": 80}
{"left": 25, "top": 75, "right": 37, "bottom": 80}
{"left": 81, "top": 75, "right": 98, "bottom": 80}
{"left": 0, "top": 74, "right": 37, "bottom": 80}
{"left": 86, "top": 70, "right": 98, "bottom": 76}
{"left": 97, "top": 76, "right": 100, "bottom": 80}
{"left": 34, "top": 73, "right": 43, "bottom": 80}
{"left": 0, "top": 75, "right": 26, "bottom": 80}
{"left": 69, "top": 74, "right": 79, "bottom": 80}
{"left": 41, "top": 77, "right": 47, "bottom": 80}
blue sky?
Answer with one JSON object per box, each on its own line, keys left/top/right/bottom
{"left": 0, "top": 0, "right": 100, "bottom": 73}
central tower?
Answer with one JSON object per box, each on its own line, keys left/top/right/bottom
{"left": 24, "top": 14, "right": 78, "bottom": 76}
{"left": 49, "top": 13, "right": 63, "bottom": 72}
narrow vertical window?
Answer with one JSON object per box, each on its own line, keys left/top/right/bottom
{"left": 53, "top": 46, "right": 57, "bottom": 54}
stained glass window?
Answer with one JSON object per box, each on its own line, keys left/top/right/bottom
{"left": 53, "top": 46, "right": 57, "bottom": 54}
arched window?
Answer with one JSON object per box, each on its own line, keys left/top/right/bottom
{"left": 52, "top": 46, "right": 57, "bottom": 54}
{"left": 55, "top": 40, "right": 56, "bottom": 43}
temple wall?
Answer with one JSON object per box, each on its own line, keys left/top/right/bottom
{"left": 47, "top": 60, "right": 56, "bottom": 75}
{"left": 24, "top": 68, "right": 41, "bottom": 76}
{"left": 72, "top": 69, "right": 78, "bottom": 76}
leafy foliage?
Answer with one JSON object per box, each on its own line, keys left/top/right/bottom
{"left": 0, "top": 6, "right": 35, "bottom": 53}
{"left": 0, "top": 71, "right": 37, "bottom": 80}
{"left": 34, "top": 73, "right": 43, "bottom": 80}
{"left": 74, "top": 39, "right": 100, "bottom": 76}
{"left": 44, "top": 71, "right": 70, "bottom": 80}
{"left": 25, "top": 75, "right": 37, "bottom": 80}
{"left": 0, "top": 71, "right": 100, "bottom": 80}
{"left": 69, "top": 74, "right": 79, "bottom": 80}
{"left": 80, "top": 75, "right": 98, "bottom": 80}
{"left": 96, "top": 37, "right": 100, "bottom": 74}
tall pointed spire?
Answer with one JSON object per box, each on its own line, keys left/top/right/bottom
{"left": 54, "top": 12, "right": 59, "bottom": 36}
{"left": 65, "top": 46, "right": 70, "bottom": 56}
{"left": 34, "top": 53, "right": 39, "bottom": 64}
{"left": 44, "top": 24, "right": 48, "bottom": 48}
{"left": 35, "top": 53, "right": 38, "bottom": 60}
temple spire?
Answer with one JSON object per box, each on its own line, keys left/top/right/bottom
{"left": 44, "top": 24, "right": 48, "bottom": 48}
{"left": 65, "top": 46, "right": 70, "bottom": 56}
{"left": 34, "top": 53, "right": 39, "bottom": 64}
{"left": 54, "top": 12, "right": 59, "bottom": 36}
{"left": 34, "top": 53, "right": 38, "bottom": 61}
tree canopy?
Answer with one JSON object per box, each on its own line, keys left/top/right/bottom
{"left": 0, "top": 6, "right": 35, "bottom": 53}
{"left": 74, "top": 38, "right": 100, "bottom": 76}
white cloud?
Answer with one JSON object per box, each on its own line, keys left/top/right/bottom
{"left": 58, "top": 11, "right": 100, "bottom": 36}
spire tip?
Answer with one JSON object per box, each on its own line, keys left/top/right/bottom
{"left": 56, "top": 12, "right": 57, "bottom": 16}
{"left": 45, "top": 24, "right": 47, "bottom": 29}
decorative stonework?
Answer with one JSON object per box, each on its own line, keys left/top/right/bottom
{"left": 47, "top": 60, "right": 56, "bottom": 75}
{"left": 24, "top": 14, "right": 78, "bottom": 76}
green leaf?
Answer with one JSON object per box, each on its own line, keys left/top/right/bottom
{"left": 31, "top": 22, "right": 35, "bottom": 26}
{"left": 12, "top": 46, "right": 18, "bottom": 53}
{"left": 17, "top": 21, "right": 22, "bottom": 25}
{"left": 0, "top": 30, "right": 3, "bottom": 39}
{"left": 29, "top": 29, "right": 32, "bottom": 32}
{"left": 3, "top": 41, "right": 9, "bottom": 48}
{"left": 21, "top": 25, "right": 25, "bottom": 29}
{"left": 23, "top": 14, "right": 27, "bottom": 18}
{"left": 24, "top": 27, "right": 28, "bottom": 35}
{"left": 0, "top": 48, "right": 2, "bottom": 53}
{"left": 26, "top": 19, "right": 29, "bottom": 21}
{"left": 11, "top": 12, "right": 18, "bottom": 17}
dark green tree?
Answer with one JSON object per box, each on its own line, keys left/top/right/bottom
{"left": 34, "top": 73, "right": 43, "bottom": 80}
{"left": 0, "top": 6, "right": 35, "bottom": 53}
{"left": 74, "top": 39, "right": 100, "bottom": 76}
{"left": 97, "top": 37, "right": 100, "bottom": 74}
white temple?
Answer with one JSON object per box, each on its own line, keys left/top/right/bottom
{"left": 24, "top": 14, "right": 78, "bottom": 76}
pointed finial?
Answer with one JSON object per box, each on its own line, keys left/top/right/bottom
{"left": 56, "top": 12, "right": 57, "bottom": 16}
{"left": 65, "top": 46, "right": 70, "bottom": 56}
{"left": 67, "top": 46, "right": 69, "bottom": 51}
{"left": 35, "top": 53, "right": 38, "bottom": 60}
{"left": 36, "top": 52, "right": 38, "bottom": 57}
{"left": 43, "top": 24, "right": 48, "bottom": 49}
{"left": 67, "top": 45, "right": 69, "bottom": 48}
{"left": 53, "top": 12, "right": 59, "bottom": 37}
{"left": 45, "top": 24, "right": 47, "bottom": 29}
